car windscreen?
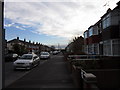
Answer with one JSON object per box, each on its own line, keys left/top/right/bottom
{"left": 41, "top": 53, "right": 49, "bottom": 55}
{"left": 20, "top": 55, "right": 32, "bottom": 59}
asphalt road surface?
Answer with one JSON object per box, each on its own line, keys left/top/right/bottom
{"left": 5, "top": 53, "right": 75, "bottom": 88}
{"left": 5, "top": 58, "right": 47, "bottom": 87}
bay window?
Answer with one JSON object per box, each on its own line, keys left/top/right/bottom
{"left": 102, "top": 14, "right": 111, "bottom": 29}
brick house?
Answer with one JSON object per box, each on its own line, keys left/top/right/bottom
{"left": 7, "top": 37, "right": 51, "bottom": 54}
{"left": 83, "top": 1, "right": 120, "bottom": 56}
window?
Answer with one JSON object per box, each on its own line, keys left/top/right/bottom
{"left": 84, "top": 45, "right": 88, "bottom": 54}
{"left": 99, "top": 23, "right": 102, "bottom": 33}
{"left": 88, "top": 44, "right": 93, "bottom": 54}
{"left": 20, "top": 55, "right": 33, "bottom": 59}
{"left": 84, "top": 32, "right": 88, "bottom": 38}
{"left": 102, "top": 14, "right": 111, "bottom": 29}
{"left": 34, "top": 56, "right": 38, "bottom": 59}
{"left": 89, "top": 27, "right": 93, "bottom": 37}
{"left": 112, "top": 39, "right": 120, "bottom": 56}
{"left": 93, "top": 26, "right": 98, "bottom": 35}
{"left": 103, "top": 40, "right": 111, "bottom": 56}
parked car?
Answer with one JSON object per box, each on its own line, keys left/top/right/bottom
{"left": 40, "top": 52, "right": 50, "bottom": 59}
{"left": 5, "top": 53, "right": 18, "bottom": 62}
{"left": 53, "top": 51, "right": 59, "bottom": 55}
{"left": 13, "top": 53, "right": 40, "bottom": 70}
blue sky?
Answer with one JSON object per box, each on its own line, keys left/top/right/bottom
{"left": 4, "top": 0, "right": 119, "bottom": 48}
{"left": 5, "top": 18, "right": 68, "bottom": 47}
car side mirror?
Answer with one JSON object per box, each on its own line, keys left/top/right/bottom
{"left": 33, "top": 58, "right": 35, "bottom": 60}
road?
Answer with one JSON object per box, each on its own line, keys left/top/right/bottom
{"left": 5, "top": 57, "right": 47, "bottom": 87}
{"left": 5, "top": 53, "right": 75, "bottom": 88}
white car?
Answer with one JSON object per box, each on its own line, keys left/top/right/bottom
{"left": 13, "top": 53, "right": 40, "bottom": 70}
{"left": 40, "top": 52, "right": 50, "bottom": 59}
{"left": 53, "top": 51, "right": 59, "bottom": 55}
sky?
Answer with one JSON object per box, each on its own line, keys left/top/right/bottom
{"left": 4, "top": 0, "right": 120, "bottom": 48}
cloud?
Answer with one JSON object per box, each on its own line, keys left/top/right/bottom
{"left": 15, "top": 26, "right": 26, "bottom": 30}
{"left": 3, "top": 0, "right": 106, "bottom": 2}
{"left": 4, "top": 22, "right": 26, "bottom": 30}
{"left": 4, "top": 0, "right": 119, "bottom": 39}
{"left": 4, "top": 23, "right": 15, "bottom": 27}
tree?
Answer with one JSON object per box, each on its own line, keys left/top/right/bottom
{"left": 12, "top": 44, "right": 28, "bottom": 55}
{"left": 20, "top": 45, "right": 28, "bottom": 54}
{"left": 73, "top": 36, "right": 84, "bottom": 54}
{"left": 66, "top": 36, "right": 85, "bottom": 55}
{"left": 12, "top": 44, "right": 20, "bottom": 55}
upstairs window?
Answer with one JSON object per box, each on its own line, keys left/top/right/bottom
{"left": 93, "top": 26, "right": 98, "bottom": 35}
{"left": 99, "top": 23, "right": 102, "bottom": 33}
{"left": 84, "top": 32, "right": 88, "bottom": 38}
{"left": 102, "top": 14, "right": 111, "bottom": 29}
{"left": 89, "top": 27, "right": 93, "bottom": 37}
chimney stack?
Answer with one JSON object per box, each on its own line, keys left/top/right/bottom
{"left": 24, "top": 38, "right": 26, "bottom": 42}
{"left": 117, "top": 1, "right": 120, "bottom": 6}
{"left": 29, "top": 40, "right": 31, "bottom": 43}
{"left": 17, "top": 37, "right": 19, "bottom": 40}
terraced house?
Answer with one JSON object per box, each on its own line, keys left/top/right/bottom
{"left": 7, "top": 37, "right": 51, "bottom": 54}
{"left": 84, "top": 1, "right": 120, "bottom": 56}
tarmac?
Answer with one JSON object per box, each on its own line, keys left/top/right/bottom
{"left": 6, "top": 53, "right": 75, "bottom": 88}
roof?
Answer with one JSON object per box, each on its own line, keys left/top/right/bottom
{"left": 7, "top": 39, "right": 25, "bottom": 43}
{"left": 101, "top": 8, "right": 112, "bottom": 19}
{"left": 7, "top": 39, "right": 37, "bottom": 46}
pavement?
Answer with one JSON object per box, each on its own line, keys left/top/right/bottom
{"left": 6, "top": 53, "right": 75, "bottom": 88}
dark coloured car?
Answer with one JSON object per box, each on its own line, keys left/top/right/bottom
{"left": 5, "top": 53, "right": 18, "bottom": 62}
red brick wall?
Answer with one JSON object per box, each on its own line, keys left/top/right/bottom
{"left": 88, "top": 35, "right": 101, "bottom": 44}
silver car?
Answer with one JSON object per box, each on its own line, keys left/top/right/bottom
{"left": 13, "top": 53, "right": 40, "bottom": 70}
{"left": 40, "top": 52, "right": 50, "bottom": 59}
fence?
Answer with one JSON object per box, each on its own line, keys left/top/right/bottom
{"left": 66, "top": 54, "right": 120, "bottom": 89}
